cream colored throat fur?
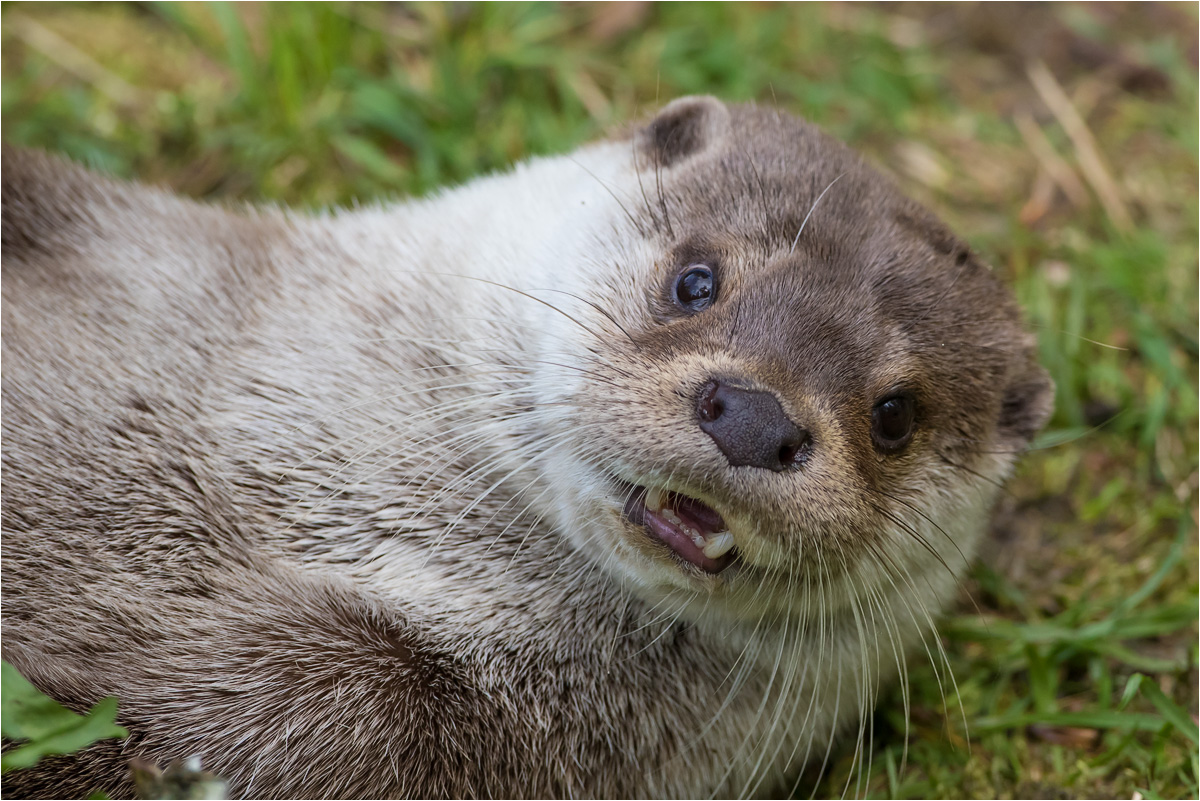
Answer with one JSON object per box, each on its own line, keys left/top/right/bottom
{"left": 1, "top": 96, "right": 1053, "bottom": 799}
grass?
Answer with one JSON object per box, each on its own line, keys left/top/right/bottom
{"left": 3, "top": 3, "right": 1196, "bottom": 798}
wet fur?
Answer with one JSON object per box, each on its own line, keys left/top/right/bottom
{"left": 1, "top": 98, "right": 1052, "bottom": 798}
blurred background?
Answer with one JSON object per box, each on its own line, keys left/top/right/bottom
{"left": 2, "top": 3, "right": 1196, "bottom": 798}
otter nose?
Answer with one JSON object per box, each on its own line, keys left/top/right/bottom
{"left": 696, "top": 380, "right": 810, "bottom": 472}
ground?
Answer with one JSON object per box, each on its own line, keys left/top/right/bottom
{"left": 2, "top": 3, "right": 1196, "bottom": 798}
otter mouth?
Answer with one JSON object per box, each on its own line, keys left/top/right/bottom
{"left": 621, "top": 485, "right": 737, "bottom": 574}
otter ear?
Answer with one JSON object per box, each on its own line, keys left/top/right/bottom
{"left": 641, "top": 96, "right": 731, "bottom": 168}
{"left": 997, "top": 348, "right": 1055, "bottom": 448}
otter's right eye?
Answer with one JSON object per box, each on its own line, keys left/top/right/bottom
{"left": 872, "top": 394, "right": 916, "bottom": 452}
{"left": 673, "top": 265, "right": 716, "bottom": 312}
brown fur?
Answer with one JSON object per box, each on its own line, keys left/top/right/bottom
{"left": 1, "top": 100, "right": 1052, "bottom": 798}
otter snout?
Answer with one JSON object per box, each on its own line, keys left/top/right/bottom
{"left": 696, "top": 380, "right": 810, "bottom": 471}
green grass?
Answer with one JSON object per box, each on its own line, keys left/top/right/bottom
{"left": 1, "top": 661, "right": 126, "bottom": 774}
{"left": 3, "top": 3, "right": 1196, "bottom": 798}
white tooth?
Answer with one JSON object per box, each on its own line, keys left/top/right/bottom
{"left": 683, "top": 525, "right": 707, "bottom": 549}
{"left": 702, "top": 531, "right": 736, "bottom": 560}
{"left": 663, "top": 508, "right": 682, "bottom": 526}
{"left": 644, "top": 487, "right": 665, "bottom": 513}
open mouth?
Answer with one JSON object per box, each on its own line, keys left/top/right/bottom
{"left": 621, "top": 484, "right": 737, "bottom": 574}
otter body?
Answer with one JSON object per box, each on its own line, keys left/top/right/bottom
{"left": 1, "top": 99, "right": 1052, "bottom": 798}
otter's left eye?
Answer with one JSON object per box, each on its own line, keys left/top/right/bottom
{"left": 872, "top": 394, "right": 916, "bottom": 451}
{"left": 673, "top": 265, "right": 715, "bottom": 312}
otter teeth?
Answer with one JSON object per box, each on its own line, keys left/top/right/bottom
{"left": 641, "top": 486, "right": 735, "bottom": 559}
{"left": 701, "top": 531, "right": 736, "bottom": 560}
{"left": 644, "top": 487, "right": 666, "bottom": 514}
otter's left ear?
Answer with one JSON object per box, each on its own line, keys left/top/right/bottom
{"left": 641, "top": 96, "right": 732, "bottom": 168}
{"left": 997, "top": 345, "right": 1055, "bottom": 447}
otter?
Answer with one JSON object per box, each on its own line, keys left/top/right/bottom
{"left": 1, "top": 97, "right": 1053, "bottom": 799}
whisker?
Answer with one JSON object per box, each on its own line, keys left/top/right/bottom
{"left": 790, "top": 173, "right": 846, "bottom": 255}
{"left": 565, "top": 153, "right": 645, "bottom": 235}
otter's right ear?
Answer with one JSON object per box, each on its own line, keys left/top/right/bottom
{"left": 997, "top": 349, "right": 1055, "bottom": 449}
{"left": 641, "top": 96, "right": 731, "bottom": 168}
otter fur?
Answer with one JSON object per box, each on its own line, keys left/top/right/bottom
{"left": 1, "top": 97, "right": 1053, "bottom": 798}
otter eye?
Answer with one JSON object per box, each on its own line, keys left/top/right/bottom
{"left": 872, "top": 394, "right": 916, "bottom": 451}
{"left": 673, "top": 265, "right": 715, "bottom": 312}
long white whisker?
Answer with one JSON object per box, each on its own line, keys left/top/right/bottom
{"left": 790, "top": 173, "right": 846, "bottom": 255}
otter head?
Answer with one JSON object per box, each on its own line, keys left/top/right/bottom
{"left": 531, "top": 97, "right": 1053, "bottom": 623}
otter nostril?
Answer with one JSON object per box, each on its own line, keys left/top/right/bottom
{"left": 777, "top": 432, "right": 811, "bottom": 468}
{"left": 697, "top": 381, "right": 724, "bottom": 423}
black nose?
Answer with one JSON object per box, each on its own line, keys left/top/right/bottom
{"left": 696, "top": 380, "right": 810, "bottom": 472}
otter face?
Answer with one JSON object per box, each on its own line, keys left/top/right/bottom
{"left": 534, "top": 97, "right": 1053, "bottom": 623}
